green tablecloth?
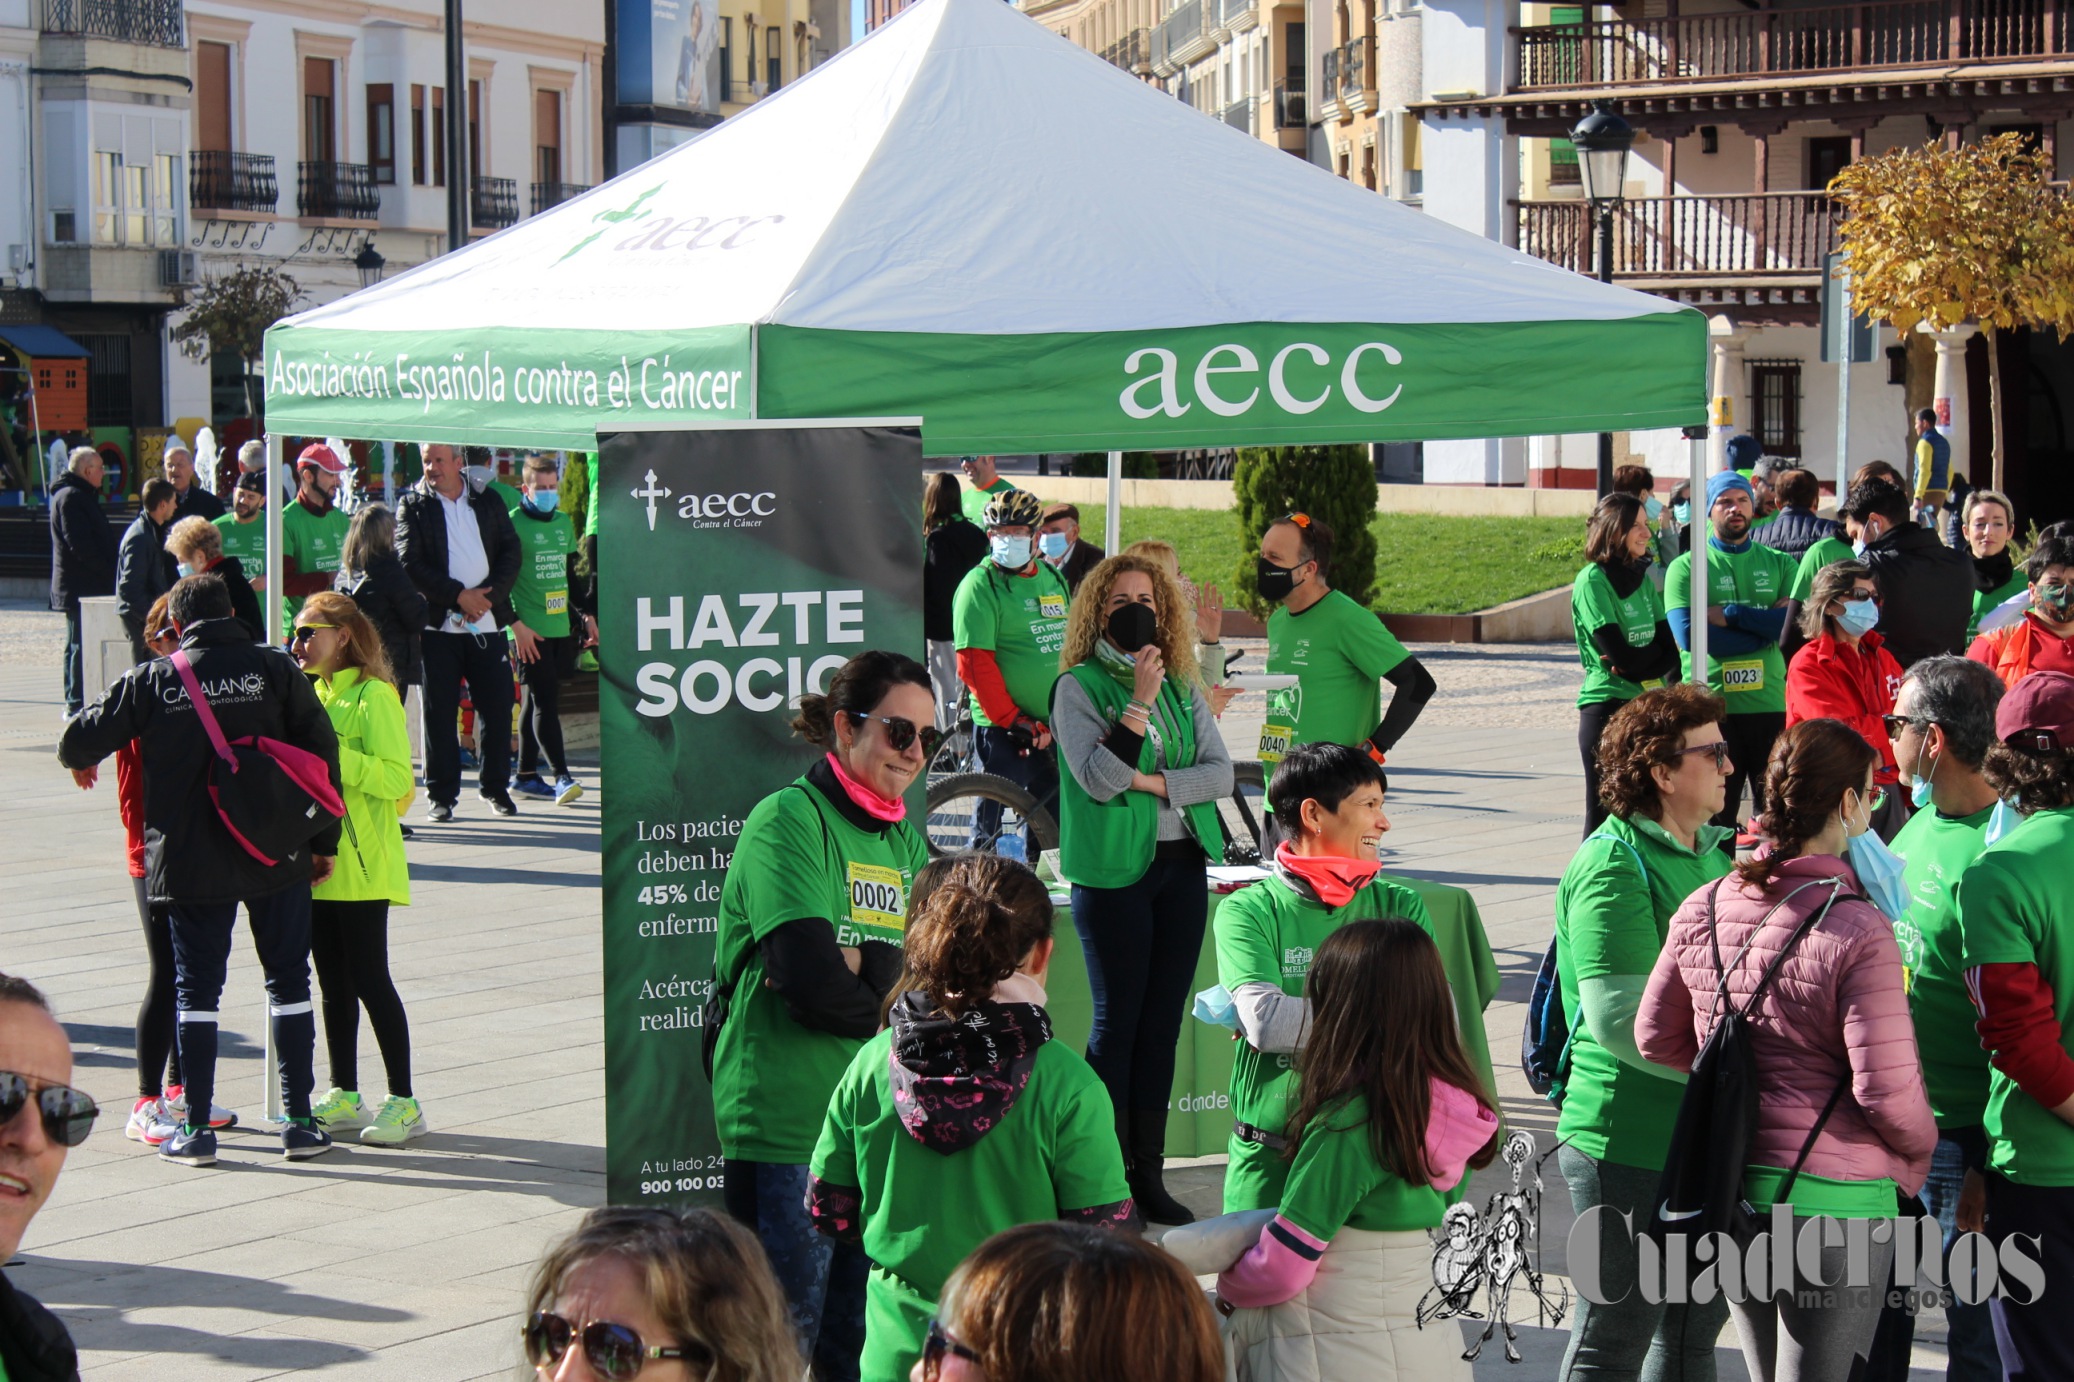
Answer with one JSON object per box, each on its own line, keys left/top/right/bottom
{"left": 1045, "top": 873, "right": 1502, "bottom": 1158}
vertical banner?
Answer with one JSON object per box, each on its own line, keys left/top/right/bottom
{"left": 596, "top": 422, "right": 924, "bottom": 1208}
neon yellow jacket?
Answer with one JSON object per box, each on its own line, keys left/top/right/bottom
{"left": 311, "top": 667, "right": 412, "bottom": 905}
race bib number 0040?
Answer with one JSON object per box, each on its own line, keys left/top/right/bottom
{"left": 1258, "top": 722, "right": 1294, "bottom": 763}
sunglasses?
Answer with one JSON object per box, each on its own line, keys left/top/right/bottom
{"left": 848, "top": 712, "right": 942, "bottom": 756}
{"left": 922, "top": 1319, "right": 983, "bottom": 1380}
{"left": 524, "top": 1311, "right": 710, "bottom": 1381}
{"left": 291, "top": 624, "right": 336, "bottom": 644}
{"left": 1673, "top": 741, "right": 1733, "bottom": 771}
{"left": 0, "top": 1071, "right": 98, "bottom": 1147}
{"left": 1881, "top": 714, "right": 1927, "bottom": 738}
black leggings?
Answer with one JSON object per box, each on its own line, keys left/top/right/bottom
{"left": 517, "top": 639, "right": 568, "bottom": 780}
{"left": 1578, "top": 699, "right": 1622, "bottom": 838}
{"left": 1067, "top": 851, "right": 1208, "bottom": 1114}
{"left": 1716, "top": 711, "right": 1787, "bottom": 831}
{"left": 310, "top": 898, "right": 413, "bottom": 1097}
{"left": 133, "top": 876, "right": 180, "bottom": 1097}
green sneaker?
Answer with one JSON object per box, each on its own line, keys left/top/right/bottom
{"left": 360, "top": 1096, "right": 428, "bottom": 1146}
{"left": 311, "top": 1088, "right": 368, "bottom": 1131}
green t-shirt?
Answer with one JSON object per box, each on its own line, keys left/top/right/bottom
{"left": 951, "top": 561, "right": 1070, "bottom": 727}
{"left": 279, "top": 500, "right": 349, "bottom": 619}
{"left": 1555, "top": 813, "right": 1733, "bottom": 1168}
{"left": 960, "top": 476, "right": 1015, "bottom": 526}
{"left": 213, "top": 512, "right": 266, "bottom": 582}
{"left": 1971, "top": 571, "right": 2028, "bottom": 643}
{"left": 1261, "top": 589, "right": 1410, "bottom": 785}
{"left": 509, "top": 505, "right": 575, "bottom": 637}
{"left": 1745, "top": 1165, "right": 1897, "bottom": 1218}
{"left": 1215, "top": 872, "right": 1434, "bottom": 1212}
{"left": 1959, "top": 806, "right": 2074, "bottom": 1186}
{"left": 1280, "top": 1093, "right": 1454, "bottom": 1239}
{"left": 1789, "top": 535, "right": 1858, "bottom": 602}
{"left": 1891, "top": 803, "right": 1996, "bottom": 1127}
{"left": 1572, "top": 562, "right": 1668, "bottom": 707}
{"left": 811, "top": 1033, "right": 1128, "bottom": 1382}
{"left": 712, "top": 778, "right": 926, "bottom": 1163}
{"left": 1664, "top": 540, "right": 1798, "bottom": 715}
{"left": 485, "top": 477, "right": 525, "bottom": 515}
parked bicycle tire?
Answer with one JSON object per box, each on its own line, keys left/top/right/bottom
{"left": 923, "top": 772, "right": 1060, "bottom": 861}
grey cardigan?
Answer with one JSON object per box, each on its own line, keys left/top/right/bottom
{"left": 1053, "top": 670, "right": 1234, "bottom": 843}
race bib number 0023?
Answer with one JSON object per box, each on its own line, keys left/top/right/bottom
{"left": 1721, "top": 658, "right": 1765, "bottom": 692}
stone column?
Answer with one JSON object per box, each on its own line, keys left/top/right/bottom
{"left": 1708, "top": 316, "right": 1746, "bottom": 470}
{"left": 1932, "top": 324, "right": 1978, "bottom": 487}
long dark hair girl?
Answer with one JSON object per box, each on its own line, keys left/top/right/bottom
{"left": 890, "top": 853, "right": 1053, "bottom": 1019}
{"left": 1283, "top": 918, "right": 1500, "bottom": 1186}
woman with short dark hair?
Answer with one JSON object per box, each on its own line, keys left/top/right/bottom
{"left": 1571, "top": 494, "right": 1681, "bottom": 834}
{"left": 1553, "top": 684, "right": 1735, "bottom": 1379}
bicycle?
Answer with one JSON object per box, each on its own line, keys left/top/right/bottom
{"left": 922, "top": 757, "right": 1267, "bottom": 865}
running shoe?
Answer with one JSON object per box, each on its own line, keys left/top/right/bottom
{"left": 479, "top": 789, "right": 518, "bottom": 817}
{"left": 553, "top": 776, "right": 585, "bottom": 806}
{"left": 125, "top": 1095, "right": 168, "bottom": 1143}
{"left": 510, "top": 776, "right": 555, "bottom": 801}
{"left": 427, "top": 802, "right": 454, "bottom": 823}
{"left": 311, "top": 1088, "right": 369, "bottom": 1131}
{"left": 158, "top": 1124, "right": 217, "bottom": 1168}
{"left": 281, "top": 1118, "right": 333, "bottom": 1161}
{"left": 576, "top": 650, "right": 599, "bottom": 673}
{"left": 359, "top": 1096, "right": 428, "bottom": 1146}
{"left": 164, "top": 1085, "right": 238, "bottom": 1130}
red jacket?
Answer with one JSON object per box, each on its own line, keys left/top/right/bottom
{"left": 1786, "top": 630, "right": 1905, "bottom": 784}
{"left": 115, "top": 741, "right": 146, "bottom": 879}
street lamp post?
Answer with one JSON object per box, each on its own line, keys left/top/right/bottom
{"left": 355, "top": 238, "right": 387, "bottom": 290}
{"left": 1572, "top": 99, "right": 1634, "bottom": 498}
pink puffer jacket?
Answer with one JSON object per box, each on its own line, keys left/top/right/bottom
{"left": 1636, "top": 854, "right": 1937, "bottom": 1196}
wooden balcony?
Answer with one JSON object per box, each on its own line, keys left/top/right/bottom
{"left": 1517, "top": 192, "right": 1839, "bottom": 279}
{"left": 1515, "top": 0, "right": 2072, "bottom": 90}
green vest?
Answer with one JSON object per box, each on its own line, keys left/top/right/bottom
{"left": 1053, "top": 662, "right": 1225, "bottom": 888}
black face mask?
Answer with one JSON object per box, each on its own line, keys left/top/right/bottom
{"left": 1106, "top": 601, "right": 1159, "bottom": 653}
{"left": 1256, "top": 556, "right": 1308, "bottom": 603}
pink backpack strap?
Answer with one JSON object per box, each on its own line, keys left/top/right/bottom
{"left": 170, "top": 649, "right": 236, "bottom": 768}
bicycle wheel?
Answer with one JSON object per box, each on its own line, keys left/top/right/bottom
{"left": 926, "top": 716, "right": 974, "bottom": 791}
{"left": 1217, "top": 760, "right": 1268, "bottom": 865}
{"left": 924, "top": 772, "right": 1060, "bottom": 862}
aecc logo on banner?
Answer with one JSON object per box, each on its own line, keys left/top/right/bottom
{"left": 631, "top": 469, "right": 777, "bottom": 532}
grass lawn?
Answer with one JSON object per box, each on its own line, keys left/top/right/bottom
{"left": 1066, "top": 504, "right": 1587, "bottom": 616}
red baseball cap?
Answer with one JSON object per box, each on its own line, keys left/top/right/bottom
{"left": 297, "top": 442, "right": 347, "bottom": 473}
{"left": 1996, "top": 670, "right": 2074, "bottom": 753}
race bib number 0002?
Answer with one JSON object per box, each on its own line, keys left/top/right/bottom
{"left": 846, "top": 862, "right": 906, "bottom": 935}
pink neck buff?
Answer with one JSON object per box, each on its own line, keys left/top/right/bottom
{"left": 826, "top": 752, "right": 907, "bottom": 823}
{"left": 1274, "top": 841, "right": 1381, "bottom": 908}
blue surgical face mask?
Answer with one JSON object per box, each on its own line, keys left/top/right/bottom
{"left": 1908, "top": 738, "right": 1940, "bottom": 810}
{"left": 1984, "top": 796, "right": 2023, "bottom": 846}
{"left": 1836, "top": 598, "right": 1881, "bottom": 637}
{"left": 175, "top": 561, "right": 194, "bottom": 579}
{"left": 526, "top": 490, "right": 559, "bottom": 514}
{"left": 1672, "top": 501, "right": 1691, "bottom": 525}
{"left": 1851, "top": 538, "right": 1869, "bottom": 559}
{"left": 990, "top": 534, "right": 1033, "bottom": 569}
{"left": 1037, "top": 531, "right": 1069, "bottom": 561}
{"left": 1843, "top": 791, "right": 1911, "bottom": 920}
{"left": 1644, "top": 495, "right": 1664, "bottom": 521}
{"left": 1193, "top": 984, "right": 1240, "bottom": 1031}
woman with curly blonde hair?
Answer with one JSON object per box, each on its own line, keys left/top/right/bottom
{"left": 1051, "top": 552, "right": 1232, "bottom": 1225}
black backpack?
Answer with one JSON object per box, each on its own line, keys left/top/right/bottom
{"left": 1522, "top": 833, "right": 1650, "bottom": 1105}
{"left": 1646, "top": 876, "right": 1855, "bottom": 1264}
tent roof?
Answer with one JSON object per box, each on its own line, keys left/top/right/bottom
{"left": 279, "top": 0, "right": 1684, "bottom": 340}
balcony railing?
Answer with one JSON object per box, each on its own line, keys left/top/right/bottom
{"left": 42, "top": 0, "right": 185, "bottom": 47}
{"left": 1221, "top": 96, "right": 1256, "bottom": 133}
{"left": 1216, "top": 0, "right": 1256, "bottom": 32}
{"left": 190, "top": 151, "right": 277, "bottom": 214}
{"left": 1515, "top": 0, "right": 2073, "bottom": 89}
{"left": 470, "top": 176, "right": 520, "bottom": 230}
{"left": 1153, "top": 0, "right": 1211, "bottom": 72}
{"left": 531, "top": 181, "right": 592, "bottom": 216}
{"left": 1517, "top": 192, "right": 1841, "bottom": 278}
{"left": 296, "top": 162, "right": 380, "bottom": 221}
{"left": 1274, "top": 78, "right": 1307, "bottom": 127}
{"left": 1334, "top": 36, "right": 1372, "bottom": 101}
{"left": 1101, "top": 28, "right": 1151, "bottom": 72}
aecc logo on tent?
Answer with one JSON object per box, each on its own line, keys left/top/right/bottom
{"left": 1118, "top": 339, "right": 1405, "bottom": 421}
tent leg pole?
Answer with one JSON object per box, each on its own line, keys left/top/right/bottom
{"left": 1688, "top": 426, "right": 1708, "bottom": 695}
{"left": 264, "top": 431, "right": 285, "bottom": 1127}
{"left": 1105, "top": 450, "right": 1122, "bottom": 555}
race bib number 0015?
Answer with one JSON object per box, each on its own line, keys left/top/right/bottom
{"left": 846, "top": 862, "right": 906, "bottom": 936}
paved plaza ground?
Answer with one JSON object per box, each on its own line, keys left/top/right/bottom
{"left": 0, "top": 599, "right": 1948, "bottom": 1378}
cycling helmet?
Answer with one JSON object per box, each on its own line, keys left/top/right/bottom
{"left": 981, "top": 488, "right": 1044, "bottom": 530}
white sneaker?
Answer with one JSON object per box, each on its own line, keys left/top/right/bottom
{"left": 359, "top": 1096, "right": 428, "bottom": 1146}
{"left": 125, "top": 1095, "right": 169, "bottom": 1143}
{"left": 164, "top": 1085, "right": 238, "bottom": 1131}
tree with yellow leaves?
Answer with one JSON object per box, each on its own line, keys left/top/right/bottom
{"left": 1830, "top": 133, "right": 2074, "bottom": 490}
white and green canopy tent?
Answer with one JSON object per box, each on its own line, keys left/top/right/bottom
{"left": 263, "top": 0, "right": 1703, "bottom": 458}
